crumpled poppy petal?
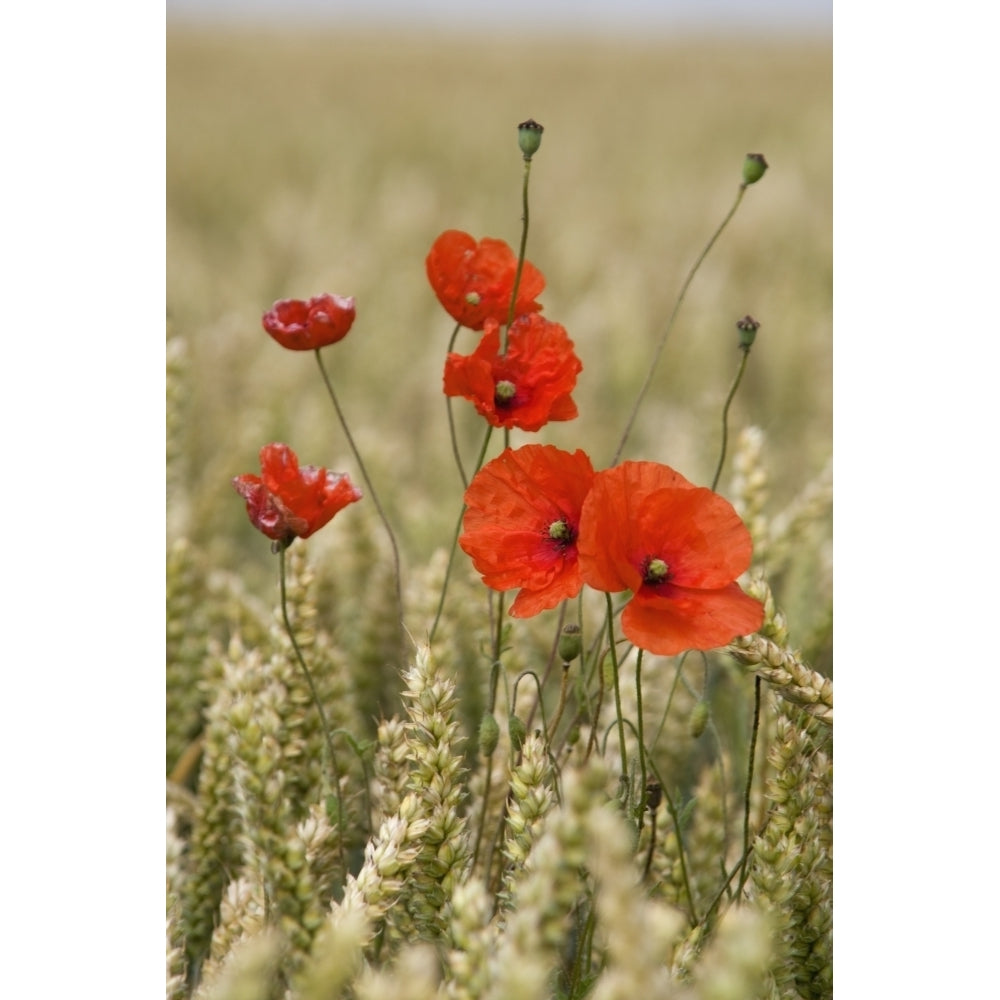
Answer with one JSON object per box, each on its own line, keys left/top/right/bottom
{"left": 426, "top": 230, "right": 545, "bottom": 330}
{"left": 635, "top": 486, "right": 754, "bottom": 588}
{"left": 443, "top": 315, "right": 582, "bottom": 432}
{"left": 578, "top": 460, "right": 762, "bottom": 654}
{"left": 460, "top": 444, "right": 595, "bottom": 616}
{"left": 622, "top": 584, "right": 765, "bottom": 656}
{"left": 233, "top": 443, "right": 362, "bottom": 546}
{"left": 262, "top": 294, "right": 356, "bottom": 351}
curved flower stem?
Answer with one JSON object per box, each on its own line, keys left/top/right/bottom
{"left": 443, "top": 321, "right": 469, "bottom": 489}
{"left": 313, "top": 349, "right": 404, "bottom": 632}
{"left": 711, "top": 341, "right": 752, "bottom": 493}
{"left": 605, "top": 593, "right": 629, "bottom": 781}
{"left": 278, "top": 546, "right": 347, "bottom": 881}
{"left": 634, "top": 649, "right": 648, "bottom": 831}
{"left": 652, "top": 650, "right": 694, "bottom": 747}
{"left": 546, "top": 662, "right": 573, "bottom": 746}
{"left": 737, "top": 675, "right": 763, "bottom": 899}
{"left": 501, "top": 156, "right": 534, "bottom": 355}
{"left": 610, "top": 183, "right": 748, "bottom": 467}
{"left": 643, "top": 752, "right": 699, "bottom": 926}
{"left": 524, "top": 600, "right": 568, "bottom": 733}
{"left": 429, "top": 425, "right": 495, "bottom": 644}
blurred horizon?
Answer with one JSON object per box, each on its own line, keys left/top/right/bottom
{"left": 166, "top": 0, "right": 831, "bottom": 36}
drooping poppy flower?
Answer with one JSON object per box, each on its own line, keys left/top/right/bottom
{"left": 262, "top": 294, "right": 356, "bottom": 351}
{"left": 443, "top": 314, "right": 582, "bottom": 432}
{"left": 233, "top": 443, "right": 362, "bottom": 548}
{"left": 460, "top": 445, "right": 596, "bottom": 616}
{"left": 577, "top": 462, "right": 764, "bottom": 655}
{"left": 426, "top": 229, "right": 545, "bottom": 330}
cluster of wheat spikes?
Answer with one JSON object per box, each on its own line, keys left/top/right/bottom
{"left": 167, "top": 306, "right": 832, "bottom": 1000}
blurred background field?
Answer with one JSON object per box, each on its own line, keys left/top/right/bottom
{"left": 167, "top": 23, "right": 831, "bottom": 630}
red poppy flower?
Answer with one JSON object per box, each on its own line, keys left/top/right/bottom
{"left": 262, "top": 294, "right": 356, "bottom": 351}
{"left": 233, "top": 443, "right": 362, "bottom": 547}
{"left": 426, "top": 229, "right": 545, "bottom": 330}
{"left": 443, "top": 314, "right": 582, "bottom": 432}
{"left": 577, "top": 462, "right": 764, "bottom": 655}
{"left": 460, "top": 445, "right": 596, "bottom": 616}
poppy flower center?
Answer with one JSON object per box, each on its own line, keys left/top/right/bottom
{"left": 547, "top": 518, "right": 576, "bottom": 549}
{"left": 495, "top": 379, "right": 517, "bottom": 406}
{"left": 642, "top": 556, "right": 670, "bottom": 585}
{"left": 465, "top": 291, "right": 481, "bottom": 305}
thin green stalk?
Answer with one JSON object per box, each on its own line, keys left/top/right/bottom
{"left": 737, "top": 675, "right": 763, "bottom": 899}
{"left": 652, "top": 651, "right": 693, "bottom": 747}
{"left": 501, "top": 157, "right": 533, "bottom": 354}
{"left": 524, "top": 599, "right": 568, "bottom": 733}
{"left": 611, "top": 184, "right": 748, "bottom": 467}
{"left": 604, "top": 593, "right": 629, "bottom": 781}
{"left": 278, "top": 546, "right": 347, "bottom": 881}
{"left": 643, "top": 753, "right": 699, "bottom": 926}
{"left": 493, "top": 591, "right": 506, "bottom": 665}
{"left": 429, "top": 425, "right": 494, "bottom": 644}
{"left": 710, "top": 342, "right": 752, "bottom": 492}
{"left": 634, "top": 649, "right": 648, "bottom": 832}
{"left": 314, "top": 349, "right": 404, "bottom": 631}
{"left": 443, "top": 321, "right": 469, "bottom": 488}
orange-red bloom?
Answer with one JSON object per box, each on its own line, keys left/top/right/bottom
{"left": 233, "top": 443, "right": 362, "bottom": 547}
{"left": 443, "top": 314, "right": 582, "bottom": 431}
{"left": 262, "top": 294, "right": 356, "bottom": 351}
{"left": 426, "top": 229, "right": 545, "bottom": 330}
{"left": 460, "top": 445, "right": 596, "bottom": 616}
{"left": 577, "top": 462, "right": 764, "bottom": 655}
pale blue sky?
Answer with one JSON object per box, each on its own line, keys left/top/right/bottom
{"left": 167, "top": 0, "right": 831, "bottom": 35}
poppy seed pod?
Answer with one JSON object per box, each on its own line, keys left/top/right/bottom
{"left": 737, "top": 315, "right": 760, "bottom": 349}
{"left": 517, "top": 118, "right": 544, "bottom": 160}
{"left": 478, "top": 713, "right": 501, "bottom": 757}
{"left": 558, "top": 623, "right": 583, "bottom": 663}
{"left": 742, "top": 153, "right": 768, "bottom": 186}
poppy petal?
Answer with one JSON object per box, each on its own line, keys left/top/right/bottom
{"left": 622, "top": 584, "right": 765, "bottom": 656}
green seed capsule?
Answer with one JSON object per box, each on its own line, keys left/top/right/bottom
{"left": 689, "top": 700, "right": 710, "bottom": 739}
{"left": 517, "top": 118, "right": 544, "bottom": 160}
{"left": 742, "top": 152, "right": 768, "bottom": 185}
{"left": 478, "top": 713, "right": 501, "bottom": 756}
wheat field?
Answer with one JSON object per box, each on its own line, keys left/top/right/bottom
{"left": 167, "top": 23, "right": 832, "bottom": 999}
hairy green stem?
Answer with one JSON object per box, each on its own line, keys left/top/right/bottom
{"left": 634, "top": 649, "right": 648, "bottom": 832}
{"left": 443, "top": 321, "right": 469, "bottom": 488}
{"left": 711, "top": 342, "right": 752, "bottom": 492}
{"left": 502, "top": 157, "right": 533, "bottom": 353}
{"left": 605, "top": 594, "right": 629, "bottom": 781}
{"left": 611, "top": 184, "right": 747, "bottom": 467}
{"left": 278, "top": 546, "right": 347, "bottom": 881}
{"left": 429, "top": 425, "right": 494, "bottom": 644}
{"left": 314, "top": 349, "right": 404, "bottom": 632}
{"left": 737, "top": 675, "right": 763, "bottom": 899}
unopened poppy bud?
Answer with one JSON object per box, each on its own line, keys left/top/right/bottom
{"left": 508, "top": 713, "right": 527, "bottom": 754}
{"left": 689, "top": 699, "right": 710, "bottom": 739}
{"left": 517, "top": 118, "right": 544, "bottom": 160}
{"left": 602, "top": 651, "right": 615, "bottom": 686}
{"left": 736, "top": 315, "right": 760, "bottom": 349}
{"left": 478, "top": 713, "right": 501, "bottom": 756}
{"left": 558, "top": 623, "right": 582, "bottom": 663}
{"left": 742, "top": 153, "right": 768, "bottom": 186}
